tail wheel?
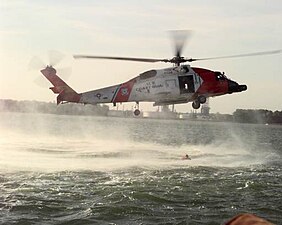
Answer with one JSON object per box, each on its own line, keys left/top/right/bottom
{"left": 198, "top": 95, "right": 206, "bottom": 104}
{"left": 134, "top": 109, "right": 141, "bottom": 116}
{"left": 192, "top": 101, "right": 200, "bottom": 109}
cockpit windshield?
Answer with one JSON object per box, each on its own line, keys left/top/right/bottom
{"left": 215, "top": 71, "right": 226, "bottom": 80}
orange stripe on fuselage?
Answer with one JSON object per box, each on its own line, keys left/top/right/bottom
{"left": 113, "top": 78, "right": 136, "bottom": 103}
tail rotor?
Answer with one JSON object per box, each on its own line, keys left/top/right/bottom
{"left": 28, "top": 51, "right": 72, "bottom": 87}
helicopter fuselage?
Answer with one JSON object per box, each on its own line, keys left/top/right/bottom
{"left": 41, "top": 64, "right": 247, "bottom": 110}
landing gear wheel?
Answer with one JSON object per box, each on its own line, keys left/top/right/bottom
{"left": 133, "top": 101, "right": 140, "bottom": 116}
{"left": 198, "top": 95, "right": 206, "bottom": 104}
{"left": 134, "top": 109, "right": 141, "bottom": 116}
{"left": 192, "top": 101, "right": 201, "bottom": 109}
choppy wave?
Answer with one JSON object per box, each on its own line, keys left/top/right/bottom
{"left": 0, "top": 166, "right": 281, "bottom": 224}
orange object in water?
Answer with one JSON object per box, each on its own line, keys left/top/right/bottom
{"left": 224, "top": 213, "right": 274, "bottom": 225}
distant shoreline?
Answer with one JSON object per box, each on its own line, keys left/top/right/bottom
{"left": 0, "top": 99, "right": 281, "bottom": 124}
{"left": 0, "top": 99, "right": 109, "bottom": 117}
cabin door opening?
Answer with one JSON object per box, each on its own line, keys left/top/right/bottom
{"left": 178, "top": 75, "right": 195, "bottom": 94}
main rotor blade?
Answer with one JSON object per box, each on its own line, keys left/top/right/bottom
{"left": 73, "top": 55, "right": 167, "bottom": 63}
{"left": 170, "top": 30, "right": 192, "bottom": 57}
{"left": 187, "top": 49, "right": 282, "bottom": 62}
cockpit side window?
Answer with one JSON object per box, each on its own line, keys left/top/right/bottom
{"left": 215, "top": 71, "right": 226, "bottom": 81}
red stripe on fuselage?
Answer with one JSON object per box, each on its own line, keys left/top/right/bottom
{"left": 113, "top": 78, "right": 136, "bottom": 103}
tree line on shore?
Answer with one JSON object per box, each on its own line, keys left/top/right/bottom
{"left": 233, "top": 109, "right": 282, "bottom": 124}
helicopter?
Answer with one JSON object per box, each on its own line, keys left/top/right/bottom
{"left": 40, "top": 31, "right": 281, "bottom": 116}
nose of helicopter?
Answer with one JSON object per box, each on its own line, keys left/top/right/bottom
{"left": 227, "top": 79, "right": 247, "bottom": 93}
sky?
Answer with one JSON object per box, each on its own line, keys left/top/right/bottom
{"left": 0, "top": 0, "right": 281, "bottom": 114}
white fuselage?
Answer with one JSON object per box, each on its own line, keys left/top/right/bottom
{"left": 79, "top": 65, "right": 202, "bottom": 105}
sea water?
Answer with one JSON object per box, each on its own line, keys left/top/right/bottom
{"left": 0, "top": 112, "right": 281, "bottom": 224}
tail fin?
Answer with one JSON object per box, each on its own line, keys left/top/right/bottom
{"left": 40, "top": 66, "right": 81, "bottom": 105}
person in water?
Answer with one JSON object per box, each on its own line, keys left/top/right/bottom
{"left": 182, "top": 154, "right": 191, "bottom": 160}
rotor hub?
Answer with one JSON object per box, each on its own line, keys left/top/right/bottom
{"left": 169, "top": 56, "right": 186, "bottom": 66}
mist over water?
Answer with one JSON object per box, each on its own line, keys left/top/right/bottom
{"left": 0, "top": 112, "right": 281, "bottom": 224}
{"left": 0, "top": 112, "right": 279, "bottom": 171}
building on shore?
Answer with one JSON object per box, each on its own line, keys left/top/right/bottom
{"left": 200, "top": 98, "right": 210, "bottom": 117}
